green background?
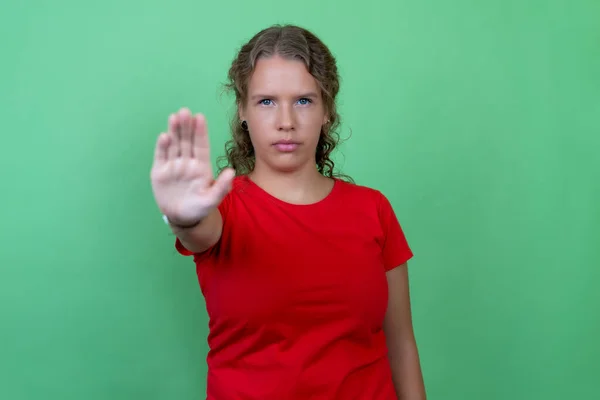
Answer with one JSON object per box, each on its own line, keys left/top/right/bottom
{"left": 1, "top": 0, "right": 599, "bottom": 399}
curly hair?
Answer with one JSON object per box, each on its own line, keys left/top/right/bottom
{"left": 217, "top": 24, "right": 352, "bottom": 182}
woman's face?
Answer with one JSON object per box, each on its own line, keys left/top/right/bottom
{"left": 239, "top": 55, "right": 328, "bottom": 174}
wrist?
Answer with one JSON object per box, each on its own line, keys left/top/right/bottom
{"left": 162, "top": 215, "right": 202, "bottom": 230}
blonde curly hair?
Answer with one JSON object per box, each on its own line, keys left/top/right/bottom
{"left": 217, "top": 24, "right": 352, "bottom": 182}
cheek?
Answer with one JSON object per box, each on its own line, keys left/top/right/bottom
{"left": 248, "top": 131, "right": 267, "bottom": 150}
{"left": 298, "top": 110, "right": 326, "bottom": 129}
{"left": 248, "top": 112, "right": 273, "bottom": 131}
{"left": 247, "top": 114, "right": 271, "bottom": 143}
{"left": 247, "top": 108, "right": 325, "bottom": 137}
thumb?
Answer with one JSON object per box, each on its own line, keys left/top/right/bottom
{"left": 209, "top": 168, "right": 236, "bottom": 205}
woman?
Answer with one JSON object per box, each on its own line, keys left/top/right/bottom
{"left": 151, "top": 24, "right": 426, "bottom": 400}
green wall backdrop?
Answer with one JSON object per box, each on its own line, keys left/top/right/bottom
{"left": 1, "top": 0, "right": 599, "bottom": 399}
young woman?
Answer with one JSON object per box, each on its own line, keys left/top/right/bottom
{"left": 151, "top": 24, "right": 426, "bottom": 400}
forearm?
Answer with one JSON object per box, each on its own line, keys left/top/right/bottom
{"left": 388, "top": 337, "right": 427, "bottom": 400}
{"left": 169, "top": 208, "right": 223, "bottom": 253}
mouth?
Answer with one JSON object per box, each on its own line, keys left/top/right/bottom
{"left": 273, "top": 140, "right": 300, "bottom": 152}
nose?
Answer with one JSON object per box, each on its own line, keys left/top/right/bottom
{"left": 276, "top": 104, "right": 295, "bottom": 131}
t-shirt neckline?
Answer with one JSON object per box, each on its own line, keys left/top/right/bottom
{"left": 240, "top": 174, "right": 340, "bottom": 208}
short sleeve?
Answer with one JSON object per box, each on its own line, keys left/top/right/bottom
{"left": 378, "top": 192, "right": 413, "bottom": 271}
{"left": 174, "top": 191, "right": 232, "bottom": 257}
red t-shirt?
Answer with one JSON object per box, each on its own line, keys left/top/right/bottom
{"left": 176, "top": 175, "right": 413, "bottom": 399}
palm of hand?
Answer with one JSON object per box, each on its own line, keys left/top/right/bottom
{"left": 150, "top": 108, "right": 235, "bottom": 226}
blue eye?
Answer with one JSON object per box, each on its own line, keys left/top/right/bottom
{"left": 297, "top": 98, "right": 312, "bottom": 105}
{"left": 259, "top": 99, "right": 273, "bottom": 106}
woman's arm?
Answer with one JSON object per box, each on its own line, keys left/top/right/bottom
{"left": 383, "top": 263, "right": 427, "bottom": 400}
{"left": 168, "top": 207, "right": 224, "bottom": 253}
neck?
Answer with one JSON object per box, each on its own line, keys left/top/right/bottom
{"left": 249, "top": 163, "right": 333, "bottom": 205}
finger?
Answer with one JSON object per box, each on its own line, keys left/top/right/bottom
{"left": 167, "top": 113, "right": 180, "bottom": 159}
{"left": 154, "top": 133, "right": 170, "bottom": 163}
{"left": 179, "top": 108, "right": 193, "bottom": 158}
{"left": 209, "top": 167, "right": 236, "bottom": 205}
{"left": 192, "top": 114, "right": 210, "bottom": 160}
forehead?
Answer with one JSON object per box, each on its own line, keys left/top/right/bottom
{"left": 248, "top": 55, "right": 320, "bottom": 95}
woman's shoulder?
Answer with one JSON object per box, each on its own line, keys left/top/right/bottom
{"left": 334, "top": 178, "right": 386, "bottom": 202}
{"left": 332, "top": 179, "right": 397, "bottom": 218}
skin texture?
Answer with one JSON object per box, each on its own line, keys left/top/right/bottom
{"left": 151, "top": 109, "right": 235, "bottom": 253}
{"left": 239, "top": 55, "right": 334, "bottom": 205}
{"left": 385, "top": 264, "right": 427, "bottom": 399}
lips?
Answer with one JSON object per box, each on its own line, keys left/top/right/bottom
{"left": 273, "top": 140, "right": 300, "bottom": 152}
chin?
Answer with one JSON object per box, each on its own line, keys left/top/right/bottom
{"left": 272, "top": 162, "right": 304, "bottom": 173}
{"left": 264, "top": 157, "right": 310, "bottom": 174}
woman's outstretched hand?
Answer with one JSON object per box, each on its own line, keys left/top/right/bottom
{"left": 150, "top": 108, "right": 235, "bottom": 227}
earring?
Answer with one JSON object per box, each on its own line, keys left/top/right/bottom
{"left": 241, "top": 120, "right": 248, "bottom": 131}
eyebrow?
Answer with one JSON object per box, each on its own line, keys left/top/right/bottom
{"left": 250, "top": 92, "right": 319, "bottom": 100}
